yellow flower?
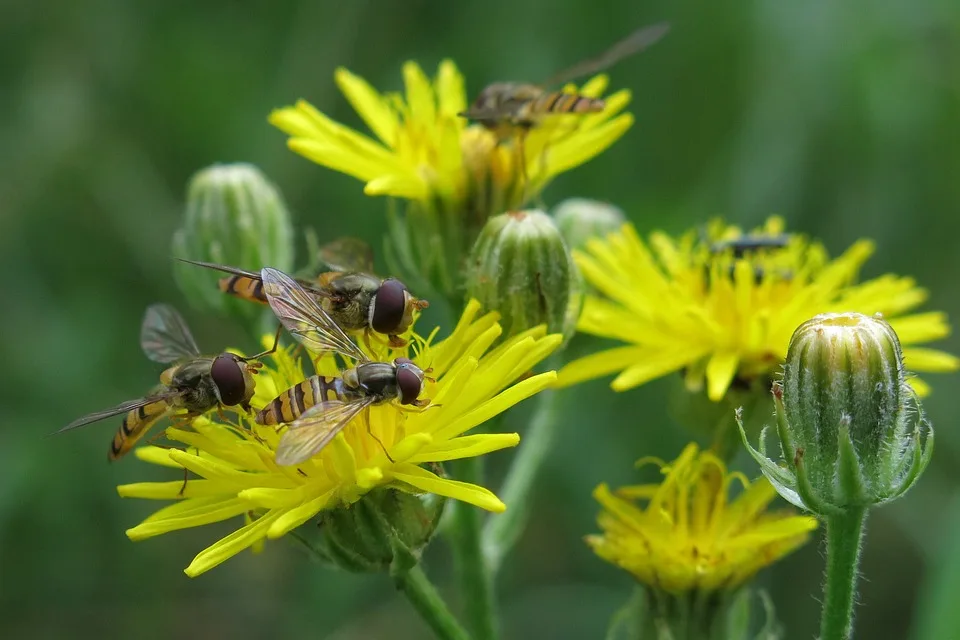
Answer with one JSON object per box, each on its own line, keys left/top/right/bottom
{"left": 559, "top": 216, "right": 959, "bottom": 400}
{"left": 118, "top": 300, "right": 561, "bottom": 576}
{"left": 586, "top": 443, "right": 818, "bottom": 594}
{"left": 269, "top": 60, "right": 633, "bottom": 215}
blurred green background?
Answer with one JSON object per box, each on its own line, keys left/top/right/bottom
{"left": 3, "top": 1, "right": 960, "bottom": 638}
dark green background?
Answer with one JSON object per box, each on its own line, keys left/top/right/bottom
{"left": 3, "top": 1, "right": 959, "bottom": 638}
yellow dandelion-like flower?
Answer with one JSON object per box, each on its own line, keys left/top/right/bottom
{"left": 586, "top": 443, "right": 818, "bottom": 594}
{"left": 558, "top": 216, "right": 959, "bottom": 400}
{"left": 269, "top": 60, "right": 633, "bottom": 215}
{"left": 118, "top": 300, "right": 561, "bottom": 576}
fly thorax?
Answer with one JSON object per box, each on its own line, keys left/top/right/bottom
{"left": 325, "top": 273, "right": 379, "bottom": 331}
{"left": 354, "top": 362, "right": 399, "bottom": 401}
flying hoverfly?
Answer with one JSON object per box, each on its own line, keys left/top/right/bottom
{"left": 458, "top": 21, "right": 670, "bottom": 183}
{"left": 54, "top": 304, "right": 278, "bottom": 460}
{"left": 179, "top": 239, "right": 428, "bottom": 348}
{"left": 256, "top": 267, "right": 430, "bottom": 467}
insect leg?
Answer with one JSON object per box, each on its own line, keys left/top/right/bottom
{"left": 517, "top": 128, "right": 530, "bottom": 207}
{"left": 363, "top": 409, "right": 395, "bottom": 463}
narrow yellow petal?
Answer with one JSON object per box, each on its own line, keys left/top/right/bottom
{"left": 436, "top": 59, "right": 467, "bottom": 117}
{"left": 288, "top": 139, "right": 391, "bottom": 183}
{"left": 403, "top": 61, "right": 437, "bottom": 126}
{"left": 409, "top": 433, "right": 520, "bottom": 463}
{"left": 434, "top": 372, "right": 557, "bottom": 440}
{"left": 127, "top": 498, "right": 250, "bottom": 541}
{"left": 391, "top": 432, "right": 434, "bottom": 463}
{"left": 185, "top": 510, "right": 284, "bottom": 577}
{"left": 334, "top": 67, "right": 399, "bottom": 146}
{"left": 545, "top": 114, "right": 633, "bottom": 177}
{"left": 901, "top": 347, "right": 960, "bottom": 373}
{"left": 611, "top": 346, "right": 708, "bottom": 392}
{"left": 705, "top": 352, "right": 740, "bottom": 401}
{"left": 117, "top": 479, "right": 228, "bottom": 500}
{"left": 556, "top": 346, "right": 646, "bottom": 388}
{"left": 907, "top": 376, "right": 931, "bottom": 397}
{"left": 267, "top": 490, "right": 334, "bottom": 539}
{"left": 392, "top": 464, "right": 506, "bottom": 512}
{"left": 887, "top": 312, "right": 952, "bottom": 344}
{"left": 364, "top": 173, "right": 429, "bottom": 199}
{"left": 133, "top": 445, "right": 181, "bottom": 469}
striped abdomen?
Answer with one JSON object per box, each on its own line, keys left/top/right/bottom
{"left": 218, "top": 275, "right": 267, "bottom": 304}
{"left": 528, "top": 92, "right": 605, "bottom": 117}
{"left": 255, "top": 376, "right": 346, "bottom": 426}
{"left": 109, "top": 400, "right": 171, "bottom": 461}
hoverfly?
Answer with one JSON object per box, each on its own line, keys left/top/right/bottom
{"left": 54, "top": 304, "right": 278, "bottom": 460}
{"left": 705, "top": 233, "right": 793, "bottom": 284}
{"left": 257, "top": 267, "right": 429, "bottom": 467}
{"left": 459, "top": 21, "right": 669, "bottom": 188}
{"left": 178, "top": 239, "right": 428, "bottom": 348}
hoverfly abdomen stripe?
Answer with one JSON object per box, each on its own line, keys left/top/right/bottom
{"left": 252, "top": 279, "right": 265, "bottom": 302}
{"left": 292, "top": 382, "right": 306, "bottom": 416}
{"left": 542, "top": 92, "right": 564, "bottom": 113}
{"left": 109, "top": 401, "right": 168, "bottom": 461}
{"left": 220, "top": 276, "right": 238, "bottom": 294}
{"left": 219, "top": 275, "right": 268, "bottom": 304}
{"left": 320, "top": 376, "right": 341, "bottom": 402}
{"left": 571, "top": 96, "right": 605, "bottom": 113}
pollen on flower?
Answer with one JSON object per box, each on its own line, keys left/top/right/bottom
{"left": 585, "top": 443, "right": 818, "bottom": 594}
{"left": 557, "top": 215, "right": 959, "bottom": 401}
{"left": 117, "top": 300, "right": 562, "bottom": 577}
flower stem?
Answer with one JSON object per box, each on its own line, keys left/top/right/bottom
{"left": 394, "top": 565, "right": 472, "bottom": 640}
{"left": 483, "top": 385, "right": 561, "bottom": 573}
{"left": 450, "top": 457, "right": 498, "bottom": 640}
{"left": 820, "top": 508, "right": 868, "bottom": 640}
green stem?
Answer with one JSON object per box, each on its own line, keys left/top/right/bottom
{"left": 450, "top": 457, "right": 498, "bottom": 640}
{"left": 483, "top": 385, "right": 561, "bottom": 573}
{"left": 820, "top": 508, "right": 868, "bottom": 640}
{"left": 394, "top": 565, "right": 472, "bottom": 640}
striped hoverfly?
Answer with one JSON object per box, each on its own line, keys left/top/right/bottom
{"left": 54, "top": 304, "right": 278, "bottom": 460}
{"left": 179, "top": 238, "right": 428, "bottom": 348}
{"left": 256, "top": 267, "right": 430, "bottom": 466}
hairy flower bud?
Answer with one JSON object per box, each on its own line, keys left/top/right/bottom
{"left": 466, "top": 210, "right": 581, "bottom": 341}
{"left": 740, "top": 312, "right": 934, "bottom": 515}
{"left": 316, "top": 488, "right": 445, "bottom": 574}
{"left": 551, "top": 198, "right": 626, "bottom": 252}
{"left": 172, "top": 163, "right": 294, "bottom": 318}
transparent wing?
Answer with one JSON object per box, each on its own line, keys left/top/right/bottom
{"left": 544, "top": 22, "right": 670, "bottom": 87}
{"left": 53, "top": 393, "right": 176, "bottom": 435}
{"left": 260, "top": 267, "right": 368, "bottom": 362}
{"left": 274, "top": 398, "right": 376, "bottom": 466}
{"left": 140, "top": 304, "right": 201, "bottom": 363}
{"left": 177, "top": 258, "right": 331, "bottom": 298}
{"left": 318, "top": 237, "right": 375, "bottom": 274}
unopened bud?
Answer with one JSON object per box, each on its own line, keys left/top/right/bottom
{"left": 317, "top": 488, "right": 445, "bottom": 574}
{"left": 466, "top": 210, "right": 581, "bottom": 342}
{"left": 551, "top": 198, "right": 626, "bottom": 251}
{"left": 172, "top": 163, "right": 294, "bottom": 318}
{"left": 740, "top": 312, "right": 934, "bottom": 515}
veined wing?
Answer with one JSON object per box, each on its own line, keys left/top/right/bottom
{"left": 176, "top": 258, "right": 332, "bottom": 298}
{"left": 274, "top": 398, "right": 376, "bottom": 466}
{"left": 260, "top": 267, "right": 367, "bottom": 362}
{"left": 141, "top": 304, "right": 202, "bottom": 363}
{"left": 53, "top": 393, "right": 177, "bottom": 435}
{"left": 544, "top": 22, "right": 670, "bottom": 88}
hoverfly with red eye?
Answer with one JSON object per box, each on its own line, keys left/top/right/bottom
{"left": 255, "top": 267, "right": 431, "bottom": 467}
{"left": 54, "top": 304, "right": 279, "bottom": 461}
{"left": 178, "top": 237, "right": 428, "bottom": 349}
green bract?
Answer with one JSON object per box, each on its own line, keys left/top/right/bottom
{"left": 739, "top": 312, "right": 934, "bottom": 515}
{"left": 551, "top": 198, "right": 626, "bottom": 252}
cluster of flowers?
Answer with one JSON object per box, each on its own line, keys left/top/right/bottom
{"left": 106, "top": 56, "right": 955, "bottom": 638}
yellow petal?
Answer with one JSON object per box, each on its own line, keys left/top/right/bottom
{"left": 434, "top": 372, "right": 557, "bottom": 440}
{"left": 185, "top": 510, "right": 284, "bottom": 577}
{"left": 267, "top": 490, "right": 334, "bottom": 539}
{"left": 409, "top": 433, "right": 520, "bottom": 463}
{"left": 391, "top": 464, "right": 506, "bottom": 512}
{"left": 611, "top": 346, "right": 708, "bottom": 392}
{"left": 556, "top": 346, "right": 646, "bottom": 388}
{"left": 901, "top": 347, "right": 960, "bottom": 373}
{"left": 436, "top": 59, "right": 467, "bottom": 117}
{"left": 364, "top": 173, "right": 428, "bottom": 199}
{"left": 117, "top": 479, "right": 227, "bottom": 500}
{"left": 705, "top": 352, "right": 740, "bottom": 401}
{"left": 334, "top": 67, "right": 399, "bottom": 146}
{"left": 127, "top": 497, "right": 250, "bottom": 541}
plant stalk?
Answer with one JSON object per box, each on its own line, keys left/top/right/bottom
{"left": 395, "top": 565, "right": 472, "bottom": 640}
{"left": 820, "top": 508, "right": 868, "bottom": 640}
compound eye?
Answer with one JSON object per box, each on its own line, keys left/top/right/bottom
{"left": 211, "top": 354, "right": 246, "bottom": 406}
{"left": 395, "top": 363, "right": 424, "bottom": 405}
{"left": 371, "top": 278, "right": 408, "bottom": 334}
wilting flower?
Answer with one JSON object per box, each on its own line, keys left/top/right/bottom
{"left": 270, "top": 61, "right": 633, "bottom": 298}
{"left": 118, "top": 301, "right": 561, "bottom": 576}
{"left": 558, "top": 216, "right": 958, "bottom": 400}
{"left": 586, "top": 443, "right": 817, "bottom": 594}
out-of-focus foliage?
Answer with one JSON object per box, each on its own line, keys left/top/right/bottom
{"left": 2, "top": 1, "right": 958, "bottom": 638}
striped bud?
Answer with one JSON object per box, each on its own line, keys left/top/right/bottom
{"left": 740, "top": 312, "right": 933, "bottom": 515}
{"left": 551, "top": 198, "right": 626, "bottom": 252}
{"left": 466, "top": 210, "right": 581, "bottom": 342}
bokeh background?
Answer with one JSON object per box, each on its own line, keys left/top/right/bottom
{"left": 3, "top": 1, "right": 960, "bottom": 638}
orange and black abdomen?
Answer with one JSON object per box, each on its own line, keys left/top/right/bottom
{"left": 256, "top": 376, "right": 344, "bottom": 426}
{"left": 218, "top": 275, "right": 267, "bottom": 305}
{"left": 109, "top": 400, "right": 170, "bottom": 461}
{"left": 529, "top": 92, "right": 606, "bottom": 117}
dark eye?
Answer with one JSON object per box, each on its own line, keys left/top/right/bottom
{"left": 372, "top": 278, "right": 408, "bottom": 334}
{"left": 395, "top": 363, "right": 424, "bottom": 405}
{"left": 211, "top": 354, "right": 246, "bottom": 406}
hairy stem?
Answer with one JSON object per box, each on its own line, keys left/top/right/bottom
{"left": 395, "top": 565, "right": 472, "bottom": 640}
{"left": 820, "top": 508, "right": 868, "bottom": 640}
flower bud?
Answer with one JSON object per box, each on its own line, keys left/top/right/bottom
{"left": 317, "top": 488, "right": 445, "bottom": 575}
{"left": 171, "top": 163, "right": 294, "bottom": 318}
{"left": 551, "top": 198, "right": 626, "bottom": 252}
{"left": 739, "top": 312, "right": 934, "bottom": 515}
{"left": 466, "top": 210, "right": 581, "bottom": 342}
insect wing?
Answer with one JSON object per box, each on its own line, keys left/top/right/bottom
{"left": 140, "top": 303, "right": 202, "bottom": 363}
{"left": 53, "top": 393, "right": 177, "bottom": 435}
{"left": 177, "top": 258, "right": 331, "bottom": 299}
{"left": 544, "top": 22, "right": 670, "bottom": 88}
{"left": 274, "top": 398, "right": 376, "bottom": 466}
{"left": 318, "top": 237, "right": 375, "bottom": 274}
{"left": 260, "top": 267, "right": 367, "bottom": 362}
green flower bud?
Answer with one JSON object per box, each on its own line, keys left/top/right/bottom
{"left": 171, "top": 163, "right": 294, "bottom": 318}
{"left": 465, "top": 210, "right": 581, "bottom": 342}
{"left": 316, "top": 488, "right": 445, "bottom": 575}
{"left": 739, "top": 312, "right": 934, "bottom": 516}
{"left": 551, "top": 198, "right": 626, "bottom": 251}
